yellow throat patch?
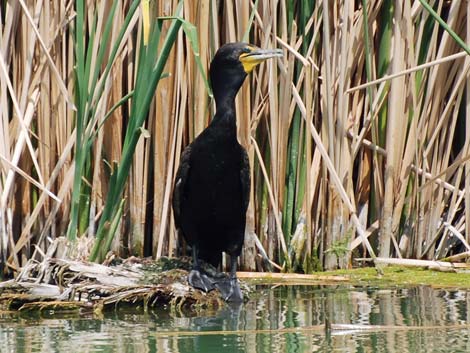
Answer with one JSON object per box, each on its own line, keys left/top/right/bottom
{"left": 239, "top": 46, "right": 262, "bottom": 73}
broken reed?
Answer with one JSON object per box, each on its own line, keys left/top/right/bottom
{"left": 1, "top": 0, "right": 470, "bottom": 275}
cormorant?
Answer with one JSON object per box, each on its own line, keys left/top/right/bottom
{"left": 172, "top": 42, "right": 282, "bottom": 302}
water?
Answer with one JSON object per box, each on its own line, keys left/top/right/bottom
{"left": 1, "top": 285, "right": 470, "bottom": 353}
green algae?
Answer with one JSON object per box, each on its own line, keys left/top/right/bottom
{"left": 324, "top": 266, "right": 470, "bottom": 289}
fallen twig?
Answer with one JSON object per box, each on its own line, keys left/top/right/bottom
{"left": 358, "top": 257, "right": 470, "bottom": 271}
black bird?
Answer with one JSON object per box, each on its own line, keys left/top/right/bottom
{"left": 172, "top": 42, "right": 282, "bottom": 302}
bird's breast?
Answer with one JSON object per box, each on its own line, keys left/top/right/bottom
{"left": 185, "top": 140, "right": 244, "bottom": 215}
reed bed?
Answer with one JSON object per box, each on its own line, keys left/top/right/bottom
{"left": 1, "top": 0, "right": 469, "bottom": 276}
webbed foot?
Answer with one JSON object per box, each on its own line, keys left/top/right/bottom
{"left": 188, "top": 269, "right": 215, "bottom": 292}
{"left": 199, "top": 261, "right": 226, "bottom": 279}
{"left": 215, "top": 276, "right": 243, "bottom": 302}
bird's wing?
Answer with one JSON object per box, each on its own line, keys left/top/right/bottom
{"left": 172, "top": 145, "right": 192, "bottom": 228}
{"left": 240, "top": 147, "right": 251, "bottom": 214}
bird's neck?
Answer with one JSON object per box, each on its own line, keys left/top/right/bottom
{"left": 211, "top": 93, "right": 238, "bottom": 132}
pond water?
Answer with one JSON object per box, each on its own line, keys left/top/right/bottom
{"left": 1, "top": 285, "right": 470, "bottom": 353}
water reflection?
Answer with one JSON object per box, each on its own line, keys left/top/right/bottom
{"left": 1, "top": 285, "right": 470, "bottom": 353}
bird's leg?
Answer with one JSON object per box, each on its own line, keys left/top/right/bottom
{"left": 213, "top": 255, "right": 242, "bottom": 302}
{"left": 188, "top": 246, "right": 215, "bottom": 292}
{"left": 224, "top": 255, "right": 243, "bottom": 302}
{"left": 192, "top": 246, "right": 200, "bottom": 269}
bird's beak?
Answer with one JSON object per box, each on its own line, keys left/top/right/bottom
{"left": 240, "top": 47, "right": 283, "bottom": 73}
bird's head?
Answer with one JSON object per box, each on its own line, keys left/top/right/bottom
{"left": 210, "top": 42, "right": 283, "bottom": 107}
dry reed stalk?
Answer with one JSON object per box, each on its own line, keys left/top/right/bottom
{"left": 236, "top": 271, "right": 348, "bottom": 282}
{"left": 251, "top": 136, "right": 288, "bottom": 259}
{"left": 415, "top": 1, "right": 468, "bottom": 259}
{"left": 165, "top": 32, "right": 187, "bottom": 258}
{"left": 154, "top": 1, "right": 180, "bottom": 258}
{"left": 193, "top": 0, "right": 210, "bottom": 136}
{"left": 11, "top": 141, "right": 76, "bottom": 264}
{"left": 102, "top": 3, "right": 125, "bottom": 252}
{"left": 466, "top": 0, "right": 470, "bottom": 246}
{"left": 128, "top": 6, "right": 147, "bottom": 256}
{"left": 440, "top": 251, "right": 470, "bottom": 262}
{"left": 380, "top": 0, "right": 408, "bottom": 258}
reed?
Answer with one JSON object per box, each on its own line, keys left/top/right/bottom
{"left": 1, "top": 0, "right": 469, "bottom": 275}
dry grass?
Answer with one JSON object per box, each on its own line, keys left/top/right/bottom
{"left": 1, "top": 0, "right": 469, "bottom": 275}
{"left": 0, "top": 253, "right": 225, "bottom": 313}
